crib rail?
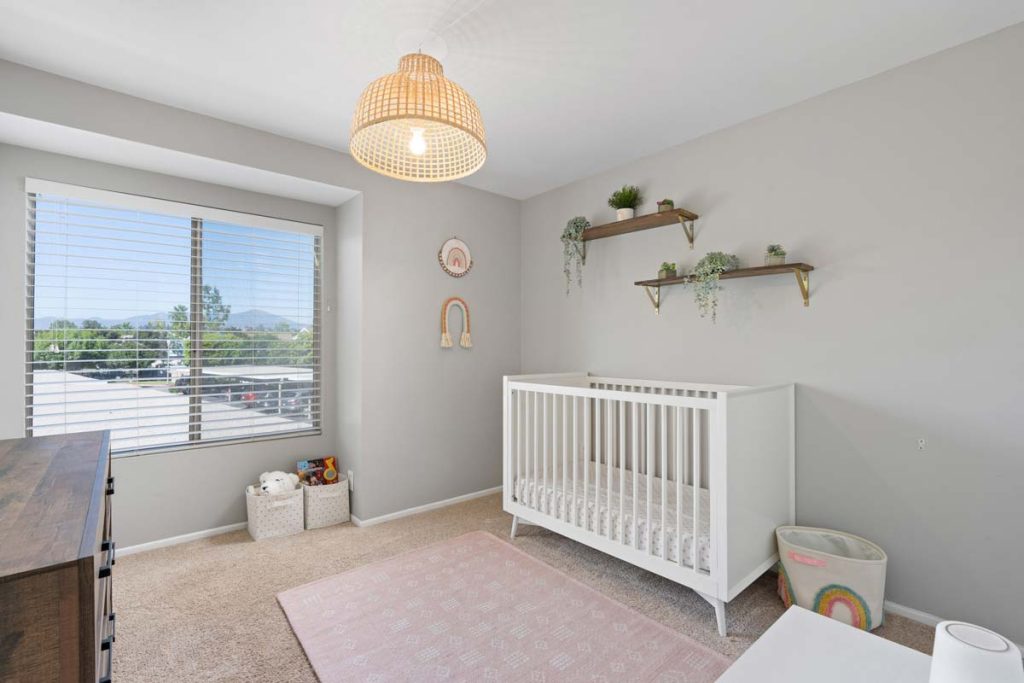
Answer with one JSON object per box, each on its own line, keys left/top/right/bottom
{"left": 503, "top": 373, "right": 726, "bottom": 597}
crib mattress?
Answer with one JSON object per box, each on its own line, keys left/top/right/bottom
{"left": 514, "top": 466, "right": 712, "bottom": 572}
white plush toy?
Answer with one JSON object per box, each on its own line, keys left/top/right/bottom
{"left": 258, "top": 471, "right": 300, "bottom": 495}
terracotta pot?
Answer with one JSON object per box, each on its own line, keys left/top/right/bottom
{"left": 616, "top": 208, "right": 635, "bottom": 221}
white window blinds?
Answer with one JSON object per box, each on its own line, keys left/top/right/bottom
{"left": 25, "top": 179, "right": 322, "bottom": 455}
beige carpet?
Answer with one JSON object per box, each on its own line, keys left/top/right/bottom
{"left": 112, "top": 493, "right": 934, "bottom": 682}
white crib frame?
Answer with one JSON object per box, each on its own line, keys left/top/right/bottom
{"left": 502, "top": 372, "right": 795, "bottom": 636}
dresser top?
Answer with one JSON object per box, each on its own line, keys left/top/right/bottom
{"left": 717, "top": 606, "right": 931, "bottom": 682}
{"left": 0, "top": 431, "right": 110, "bottom": 580}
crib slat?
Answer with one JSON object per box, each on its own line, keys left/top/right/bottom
{"left": 693, "top": 406, "right": 702, "bottom": 572}
{"left": 515, "top": 391, "right": 522, "bottom": 503}
{"left": 619, "top": 401, "right": 625, "bottom": 543}
{"left": 552, "top": 393, "right": 558, "bottom": 516}
{"left": 550, "top": 394, "right": 556, "bottom": 516}
{"left": 646, "top": 403, "right": 654, "bottom": 555}
{"left": 660, "top": 405, "right": 667, "bottom": 559}
{"left": 536, "top": 393, "right": 544, "bottom": 509}
{"left": 632, "top": 402, "right": 639, "bottom": 549}
{"left": 606, "top": 398, "right": 613, "bottom": 539}
{"left": 593, "top": 397, "right": 598, "bottom": 536}
{"left": 562, "top": 395, "right": 568, "bottom": 522}
{"left": 676, "top": 406, "right": 684, "bottom": 567}
{"left": 583, "top": 397, "right": 590, "bottom": 532}
{"left": 524, "top": 392, "right": 531, "bottom": 509}
{"left": 572, "top": 396, "right": 579, "bottom": 527}
{"left": 542, "top": 393, "right": 549, "bottom": 512}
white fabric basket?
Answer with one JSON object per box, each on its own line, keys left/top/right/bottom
{"left": 245, "top": 485, "right": 304, "bottom": 541}
{"left": 776, "top": 525, "right": 888, "bottom": 631}
{"left": 303, "top": 482, "right": 350, "bottom": 529}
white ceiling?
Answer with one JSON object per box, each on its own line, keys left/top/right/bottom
{"left": 0, "top": 1, "right": 1022, "bottom": 199}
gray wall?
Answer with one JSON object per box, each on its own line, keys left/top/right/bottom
{"left": 0, "top": 143, "right": 338, "bottom": 546}
{"left": 520, "top": 24, "right": 1024, "bottom": 641}
{"left": 0, "top": 59, "right": 522, "bottom": 538}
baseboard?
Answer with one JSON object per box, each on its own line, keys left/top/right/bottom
{"left": 117, "top": 486, "right": 502, "bottom": 555}
{"left": 351, "top": 485, "right": 502, "bottom": 528}
{"left": 885, "top": 600, "right": 1024, "bottom": 657}
{"left": 118, "top": 522, "right": 248, "bottom": 557}
{"left": 884, "top": 599, "right": 944, "bottom": 627}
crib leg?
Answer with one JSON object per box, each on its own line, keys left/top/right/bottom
{"left": 713, "top": 600, "right": 727, "bottom": 637}
{"left": 510, "top": 515, "right": 519, "bottom": 540}
{"left": 697, "top": 591, "right": 728, "bottom": 637}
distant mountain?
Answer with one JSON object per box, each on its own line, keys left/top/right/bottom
{"left": 34, "top": 309, "right": 303, "bottom": 331}
{"left": 225, "top": 309, "right": 302, "bottom": 330}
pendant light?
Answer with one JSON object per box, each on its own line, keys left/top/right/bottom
{"left": 349, "top": 52, "right": 486, "bottom": 182}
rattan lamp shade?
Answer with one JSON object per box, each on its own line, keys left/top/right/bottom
{"left": 350, "top": 53, "right": 486, "bottom": 182}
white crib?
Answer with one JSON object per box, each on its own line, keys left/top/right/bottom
{"left": 502, "top": 372, "right": 795, "bottom": 636}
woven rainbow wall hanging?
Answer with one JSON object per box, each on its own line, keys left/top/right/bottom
{"left": 440, "top": 297, "right": 472, "bottom": 349}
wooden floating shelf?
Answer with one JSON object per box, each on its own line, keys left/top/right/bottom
{"left": 582, "top": 208, "right": 700, "bottom": 249}
{"left": 635, "top": 263, "right": 815, "bottom": 313}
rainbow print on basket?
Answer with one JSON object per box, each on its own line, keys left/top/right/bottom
{"left": 776, "top": 526, "right": 888, "bottom": 632}
{"left": 777, "top": 563, "right": 795, "bottom": 608}
{"left": 812, "top": 584, "right": 873, "bottom": 631}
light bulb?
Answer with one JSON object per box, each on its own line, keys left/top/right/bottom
{"left": 409, "top": 128, "right": 427, "bottom": 156}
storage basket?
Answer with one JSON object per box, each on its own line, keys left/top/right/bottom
{"left": 776, "top": 526, "right": 888, "bottom": 631}
{"left": 245, "top": 485, "right": 303, "bottom": 541}
{"left": 302, "top": 481, "right": 350, "bottom": 529}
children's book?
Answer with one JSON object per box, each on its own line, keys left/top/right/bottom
{"left": 297, "top": 457, "right": 339, "bottom": 485}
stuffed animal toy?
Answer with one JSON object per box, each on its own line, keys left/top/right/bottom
{"left": 258, "top": 471, "right": 300, "bottom": 495}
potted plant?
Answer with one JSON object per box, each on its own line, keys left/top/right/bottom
{"left": 765, "top": 244, "right": 787, "bottom": 266}
{"left": 561, "top": 216, "right": 589, "bottom": 294}
{"left": 657, "top": 198, "right": 675, "bottom": 213}
{"left": 608, "top": 185, "right": 642, "bottom": 221}
{"left": 658, "top": 262, "right": 677, "bottom": 279}
{"left": 692, "top": 251, "right": 740, "bottom": 323}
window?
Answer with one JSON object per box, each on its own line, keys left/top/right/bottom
{"left": 25, "top": 179, "right": 322, "bottom": 455}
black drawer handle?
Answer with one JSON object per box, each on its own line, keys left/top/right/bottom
{"left": 99, "top": 639, "right": 113, "bottom": 683}
{"left": 106, "top": 476, "right": 115, "bottom": 496}
{"left": 98, "top": 541, "right": 116, "bottom": 578}
{"left": 101, "top": 612, "right": 116, "bottom": 650}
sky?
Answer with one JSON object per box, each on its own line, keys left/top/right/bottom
{"left": 31, "top": 196, "right": 317, "bottom": 329}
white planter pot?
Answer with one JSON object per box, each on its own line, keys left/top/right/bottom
{"left": 616, "top": 208, "right": 635, "bottom": 221}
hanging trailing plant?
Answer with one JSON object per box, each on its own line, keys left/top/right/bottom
{"left": 692, "top": 251, "right": 740, "bottom": 322}
{"left": 561, "top": 216, "right": 589, "bottom": 294}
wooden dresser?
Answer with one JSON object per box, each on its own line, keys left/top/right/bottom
{"left": 0, "top": 432, "right": 115, "bottom": 682}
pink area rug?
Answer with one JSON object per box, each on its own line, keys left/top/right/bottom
{"left": 278, "top": 531, "right": 731, "bottom": 682}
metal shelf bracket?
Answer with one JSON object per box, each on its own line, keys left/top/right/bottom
{"left": 679, "top": 216, "right": 696, "bottom": 249}
{"left": 794, "top": 268, "right": 810, "bottom": 306}
{"left": 642, "top": 285, "right": 661, "bottom": 314}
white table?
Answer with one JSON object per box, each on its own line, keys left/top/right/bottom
{"left": 718, "top": 606, "right": 932, "bottom": 683}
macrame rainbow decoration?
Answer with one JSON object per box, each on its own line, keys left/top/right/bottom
{"left": 440, "top": 297, "right": 472, "bottom": 349}
{"left": 812, "top": 583, "right": 873, "bottom": 630}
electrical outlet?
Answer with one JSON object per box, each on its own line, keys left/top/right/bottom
{"left": 347, "top": 470, "right": 354, "bottom": 491}
{"left": 917, "top": 438, "right": 926, "bottom": 451}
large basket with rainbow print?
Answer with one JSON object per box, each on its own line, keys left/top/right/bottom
{"left": 776, "top": 526, "right": 888, "bottom": 631}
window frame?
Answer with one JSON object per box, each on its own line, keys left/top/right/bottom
{"left": 25, "top": 178, "right": 324, "bottom": 458}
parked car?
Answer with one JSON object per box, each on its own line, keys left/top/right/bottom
{"left": 279, "top": 389, "right": 313, "bottom": 416}
{"left": 228, "top": 383, "right": 259, "bottom": 408}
